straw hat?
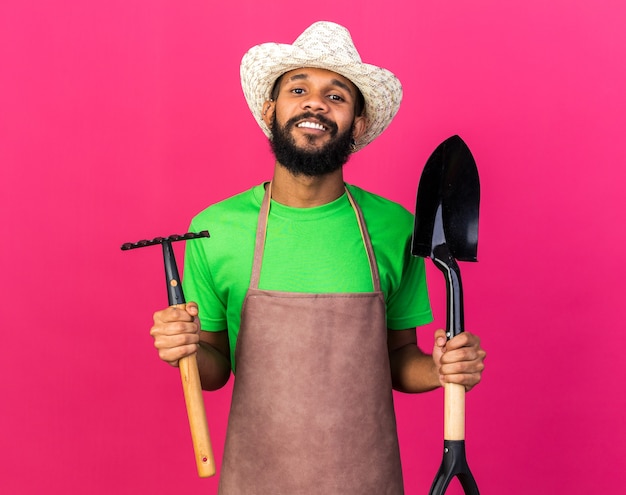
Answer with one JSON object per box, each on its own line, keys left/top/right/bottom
{"left": 240, "top": 21, "right": 403, "bottom": 152}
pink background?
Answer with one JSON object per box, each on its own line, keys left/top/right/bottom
{"left": 1, "top": 1, "right": 625, "bottom": 493}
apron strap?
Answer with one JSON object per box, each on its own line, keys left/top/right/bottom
{"left": 249, "top": 182, "right": 381, "bottom": 292}
{"left": 249, "top": 183, "right": 272, "bottom": 289}
{"left": 345, "top": 186, "right": 382, "bottom": 293}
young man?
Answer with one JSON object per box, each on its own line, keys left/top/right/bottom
{"left": 150, "top": 21, "right": 486, "bottom": 494}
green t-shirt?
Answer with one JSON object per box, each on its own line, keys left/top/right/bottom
{"left": 183, "top": 183, "right": 433, "bottom": 369}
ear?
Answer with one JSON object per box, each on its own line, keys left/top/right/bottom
{"left": 351, "top": 115, "right": 368, "bottom": 141}
{"left": 261, "top": 100, "right": 275, "bottom": 127}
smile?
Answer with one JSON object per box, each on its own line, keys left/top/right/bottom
{"left": 297, "top": 121, "right": 327, "bottom": 131}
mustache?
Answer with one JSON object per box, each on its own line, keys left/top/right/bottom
{"left": 284, "top": 112, "right": 338, "bottom": 134}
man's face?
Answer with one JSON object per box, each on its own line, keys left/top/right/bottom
{"left": 262, "top": 68, "right": 367, "bottom": 177}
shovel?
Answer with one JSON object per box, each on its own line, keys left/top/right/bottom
{"left": 411, "top": 135, "right": 480, "bottom": 494}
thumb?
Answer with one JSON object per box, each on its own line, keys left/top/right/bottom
{"left": 434, "top": 328, "right": 447, "bottom": 351}
{"left": 185, "top": 301, "right": 199, "bottom": 317}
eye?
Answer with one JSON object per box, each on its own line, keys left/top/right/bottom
{"left": 290, "top": 87, "right": 305, "bottom": 95}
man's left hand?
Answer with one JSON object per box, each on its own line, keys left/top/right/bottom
{"left": 432, "top": 330, "right": 486, "bottom": 391}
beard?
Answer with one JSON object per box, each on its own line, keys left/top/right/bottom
{"left": 269, "top": 112, "right": 354, "bottom": 177}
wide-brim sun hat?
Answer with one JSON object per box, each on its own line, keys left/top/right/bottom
{"left": 240, "top": 21, "right": 403, "bottom": 152}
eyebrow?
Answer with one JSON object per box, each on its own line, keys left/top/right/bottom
{"left": 287, "top": 73, "right": 355, "bottom": 97}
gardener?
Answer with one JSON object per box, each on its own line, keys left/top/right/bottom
{"left": 150, "top": 21, "right": 486, "bottom": 494}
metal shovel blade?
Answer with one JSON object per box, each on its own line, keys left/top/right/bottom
{"left": 411, "top": 135, "right": 479, "bottom": 262}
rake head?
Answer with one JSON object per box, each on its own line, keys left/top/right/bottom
{"left": 121, "top": 231, "right": 210, "bottom": 251}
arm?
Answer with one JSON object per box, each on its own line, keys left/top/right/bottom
{"left": 388, "top": 328, "right": 440, "bottom": 393}
{"left": 150, "top": 302, "right": 231, "bottom": 391}
{"left": 388, "top": 328, "right": 486, "bottom": 393}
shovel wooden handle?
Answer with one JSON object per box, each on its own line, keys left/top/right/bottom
{"left": 178, "top": 352, "right": 216, "bottom": 477}
{"left": 444, "top": 382, "right": 465, "bottom": 441}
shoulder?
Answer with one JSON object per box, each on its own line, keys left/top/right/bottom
{"left": 191, "top": 183, "right": 264, "bottom": 226}
{"left": 187, "top": 184, "right": 265, "bottom": 252}
{"left": 186, "top": 184, "right": 264, "bottom": 233}
{"left": 345, "top": 184, "right": 414, "bottom": 233}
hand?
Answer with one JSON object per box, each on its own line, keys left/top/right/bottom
{"left": 432, "top": 329, "right": 486, "bottom": 391}
{"left": 150, "top": 302, "right": 201, "bottom": 367}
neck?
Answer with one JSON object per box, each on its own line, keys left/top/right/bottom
{"left": 270, "top": 162, "right": 345, "bottom": 207}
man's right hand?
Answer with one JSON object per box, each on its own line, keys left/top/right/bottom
{"left": 150, "top": 302, "right": 232, "bottom": 390}
{"left": 150, "top": 302, "right": 202, "bottom": 367}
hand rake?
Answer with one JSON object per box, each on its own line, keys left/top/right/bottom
{"left": 121, "top": 231, "right": 215, "bottom": 477}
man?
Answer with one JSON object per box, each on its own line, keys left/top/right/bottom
{"left": 150, "top": 21, "right": 486, "bottom": 494}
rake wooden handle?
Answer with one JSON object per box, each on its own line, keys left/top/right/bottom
{"left": 444, "top": 382, "right": 465, "bottom": 441}
{"left": 179, "top": 352, "right": 216, "bottom": 477}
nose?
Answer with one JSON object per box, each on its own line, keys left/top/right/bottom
{"left": 301, "top": 91, "right": 328, "bottom": 112}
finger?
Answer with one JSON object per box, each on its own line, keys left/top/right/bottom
{"left": 185, "top": 301, "right": 199, "bottom": 316}
{"left": 150, "top": 320, "right": 199, "bottom": 339}
{"left": 154, "top": 305, "right": 196, "bottom": 324}
{"left": 445, "top": 331, "right": 479, "bottom": 350}
{"left": 439, "top": 355, "right": 485, "bottom": 375}
{"left": 152, "top": 329, "right": 200, "bottom": 348}
{"left": 152, "top": 330, "right": 200, "bottom": 364}
{"left": 433, "top": 328, "right": 447, "bottom": 349}
{"left": 440, "top": 343, "right": 476, "bottom": 364}
{"left": 440, "top": 372, "right": 482, "bottom": 391}
{"left": 156, "top": 343, "right": 199, "bottom": 367}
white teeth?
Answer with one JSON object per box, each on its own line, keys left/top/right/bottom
{"left": 297, "top": 121, "right": 326, "bottom": 131}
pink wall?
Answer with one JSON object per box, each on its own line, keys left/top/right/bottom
{"left": 1, "top": 1, "right": 624, "bottom": 493}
